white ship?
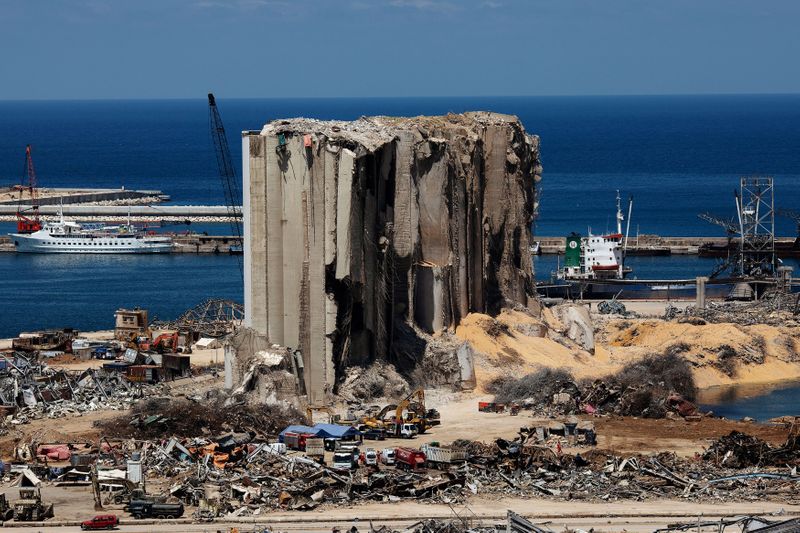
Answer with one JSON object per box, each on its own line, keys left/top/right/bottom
{"left": 557, "top": 191, "right": 633, "bottom": 281}
{"left": 9, "top": 211, "right": 173, "bottom": 254}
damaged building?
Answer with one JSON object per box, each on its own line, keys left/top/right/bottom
{"left": 242, "top": 112, "right": 541, "bottom": 402}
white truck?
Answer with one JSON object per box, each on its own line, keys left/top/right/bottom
{"left": 361, "top": 448, "right": 378, "bottom": 466}
{"left": 420, "top": 444, "right": 468, "bottom": 468}
{"left": 305, "top": 438, "right": 325, "bottom": 463}
{"left": 380, "top": 448, "right": 396, "bottom": 465}
{"left": 332, "top": 450, "right": 358, "bottom": 471}
{"left": 387, "top": 422, "right": 418, "bottom": 439}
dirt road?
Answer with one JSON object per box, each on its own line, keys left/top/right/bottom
{"left": 1, "top": 497, "right": 797, "bottom": 532}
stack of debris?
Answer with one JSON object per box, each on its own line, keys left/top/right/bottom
{"left": 681, "top": 291, "right": 800, "bottom": 327}
{"left": 703, "top": 430, "right": 800, "bottom": 468}
{"left": 1, "top": 359, "right": 159, "bottom": 426}
{"left": 488, "top": 354, "right": 698, "bottom": 419}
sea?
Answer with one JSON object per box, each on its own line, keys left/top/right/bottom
{"left": 1, "top": 95, "right": 800, "bottom": 417}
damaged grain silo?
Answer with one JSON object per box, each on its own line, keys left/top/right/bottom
{"left": 242, "top": 112, "right": 541, "bottom": 403}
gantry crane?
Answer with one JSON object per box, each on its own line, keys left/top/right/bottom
{"left": 208, "top": 93, "right": 243, "bottom": 277}
{"left": 16, "top": 145, "right": 42, "bottom": 233}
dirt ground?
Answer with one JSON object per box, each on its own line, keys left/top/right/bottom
{"left": 386, "top": 393, "right": 793, "bottom": 457}
{"left": 1, "top": 485, "right": 797, "bottom": 532}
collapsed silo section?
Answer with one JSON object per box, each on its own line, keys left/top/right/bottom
{"left": 242, "top": 113, "right": 541, "bottom": 403}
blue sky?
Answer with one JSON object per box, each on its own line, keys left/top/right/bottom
{"left": 2, "top": 0, "right": 799, "bottom": 99}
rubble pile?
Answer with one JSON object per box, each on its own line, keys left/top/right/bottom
{"left": 338, "top": 361, "right": 410, "bottom": 402}
{"left": 125, "top": 426, "right": 800, "bottom": 517}
{"left": 702, "top": 431, "right": 800, "bottom": 468}
{"left": 94, "top": 397, "right": 303, "bottom": 440}
{"left": 681, "top": 291, "right": 800, "bottom": 326}
{"left": 488, "top": 354, "right": 698, "bottom": 419}
{"left": 1, "top": 356, "right": 158, "bottom": 427}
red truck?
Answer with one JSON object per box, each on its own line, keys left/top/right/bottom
{"left": 395, "top": 447, "right": 426, "bottom": 471}
{"left": 283, "top": 432, "right": 316, "bottom": 451}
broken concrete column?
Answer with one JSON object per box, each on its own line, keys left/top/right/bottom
{"left": 243, "top": 112, "right": 542, "bottom": 401}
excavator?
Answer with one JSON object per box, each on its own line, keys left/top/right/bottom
{"left": 380, "top": 389, "right": 440, "bottom": 437}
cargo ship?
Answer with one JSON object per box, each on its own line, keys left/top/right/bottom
{"left": 536, "top": 192, "right": 736, "bottom": 300}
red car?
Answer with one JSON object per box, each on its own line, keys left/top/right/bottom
{"left": 81, "top": 514, "right": 119, "bottom": 530}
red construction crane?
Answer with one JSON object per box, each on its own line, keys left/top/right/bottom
{"left": 16, "top": 145, "right": 42, "bottom": 233}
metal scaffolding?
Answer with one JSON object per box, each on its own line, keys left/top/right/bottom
{"left": 151, "top": 299, "right": 244, "bottom": 338}
{"left": 736, "top": 177, "right": 776, "bottom": 278}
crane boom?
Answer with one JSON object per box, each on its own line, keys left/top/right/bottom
{"left": 16, "top": 145, "right": 42, "bottom": 233}
{"left": 698, "top": 212, "right": 738, "bottom": 236}
{"left": 208, "top": 93, "right": 243, "bottom": 277}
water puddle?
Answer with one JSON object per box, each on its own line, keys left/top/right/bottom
{"left": 697, "top": 380, "right": 800, "bottom": 421}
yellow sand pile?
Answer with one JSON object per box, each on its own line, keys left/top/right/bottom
{"left": 455, "top": 309, "right": 625, "bottom": 392}
{"left": 454, "top": 309, "right": 800, "bottom": 391}
{"left": 604, "top": 319, "right": 800, "bottom": 388}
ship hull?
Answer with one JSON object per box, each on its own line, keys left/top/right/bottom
{"left": 536, "top": 280, "right": 736, "bottom": 300}
{"left": 10, "top": 234, "right": 173, "bottom": 254}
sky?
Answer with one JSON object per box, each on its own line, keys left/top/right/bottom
{"left": 1, "top": 0, "right": 799, "bottom": 100}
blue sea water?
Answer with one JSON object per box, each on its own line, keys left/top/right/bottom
{"left": 698, "top": 381, "right": 800, "bottom": 422}
{"left": 1, "top": 95, "right": 799, "bottom": 340}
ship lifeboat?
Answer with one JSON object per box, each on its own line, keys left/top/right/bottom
{"left": 592, "top": 264, "right": 619, "bottom": 271}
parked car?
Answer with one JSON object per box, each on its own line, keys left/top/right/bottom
{"left": 81, "top": 514, "right": 119, "bottom": 530}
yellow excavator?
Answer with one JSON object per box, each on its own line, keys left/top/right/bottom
{"left": 382, "top": 389, "right": 440, "bottom": 436}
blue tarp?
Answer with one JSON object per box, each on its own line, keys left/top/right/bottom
{"left": 312, "top": 423, "right": 361, "bottom": 439}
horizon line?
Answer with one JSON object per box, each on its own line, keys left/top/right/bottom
{"left": 1, "top": 92, "right": 800, "bottom": 103}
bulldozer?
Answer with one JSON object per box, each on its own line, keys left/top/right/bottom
{"left": 12, "top": 488, "right": 54, "bottom": 521}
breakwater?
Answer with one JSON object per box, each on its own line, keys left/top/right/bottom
{"left": 537, "top": 235, "right": 799, "bottom": 256}
{"left": 0, "top": 204, "right": 234, "bottom": 220}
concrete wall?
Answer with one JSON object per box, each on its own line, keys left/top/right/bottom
{"left": 243, "top": 113, "right": 541, "bottom": 402}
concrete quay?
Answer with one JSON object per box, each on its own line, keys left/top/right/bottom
{"left": 536, "top": 235, "right": 798, "bottom": 255}
{"left": 0, "top": 187, "right": 167, "bottom": 205}
{"left": 0, "top": 204, "right": 236, "bottom": 220}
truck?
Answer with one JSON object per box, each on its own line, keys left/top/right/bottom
{"left": 360, "top": 448, "right": 378, "bottom": 466}
{"left": 332, "top": 450, "right": 358, "bottom": 471}
{"left": 420, "top": 444, "right": 468, "bottom": 468}
{"left": 126, "top": 500, "right": 184, "bottom": 519}
{"left": 380, "top": 448, "right": 396, "bottom": 465}
{"left": 394, "top": 447, "right": 426, "bottom": 471}
{"left": 12, "top": 488, "right": 55, "bottom": 521}
{"left": 283, "top": 432, "right": 316, "bottom": 451}
{"left": 305, "top": 437, "right": 325, "bottom": 462}
{"left": 386, "top": 422, "right": 418, "bottom": 439}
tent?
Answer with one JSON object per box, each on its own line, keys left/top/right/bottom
{"left": 312, "top": 423, "right": 361, "bottom": 440}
